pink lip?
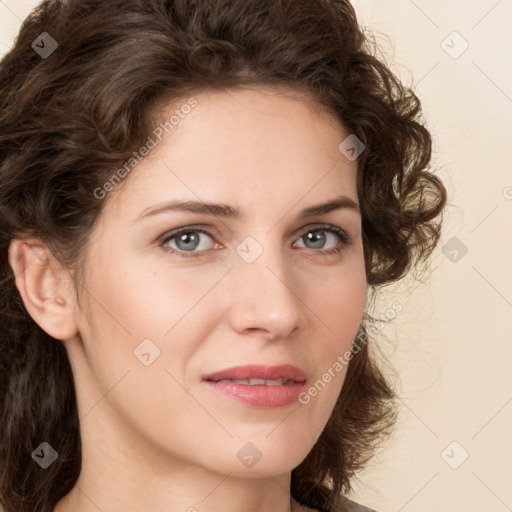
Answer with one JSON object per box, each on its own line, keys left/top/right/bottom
{"left": 202, "top": 364, "right": 307, "bottom": 383}
{"left": 202, "top": 364, "right": 308, "bottom": 409}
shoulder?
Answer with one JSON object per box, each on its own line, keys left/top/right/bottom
{"left": 295, "top": 496, "right": 379, "bottom": 512}
{"left": 337, "top": 496, "right": 379, "bottom": 512}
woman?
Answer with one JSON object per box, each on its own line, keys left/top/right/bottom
{"left": 0, "top": 1, "right": 447, "bottom": 511}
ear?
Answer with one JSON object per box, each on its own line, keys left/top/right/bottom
{"left": 7, "top": 238, "right": 79, "bottom": 341}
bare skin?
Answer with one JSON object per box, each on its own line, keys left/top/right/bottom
{"left": 9, "top": 85, "right": 366, "bottom": 512}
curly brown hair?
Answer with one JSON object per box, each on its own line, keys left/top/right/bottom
{"left": 0, "top": 0, "right": 447, "bottom": 511}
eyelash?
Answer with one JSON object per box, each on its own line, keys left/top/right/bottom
{"left": 159, "top": 224, "right": 352, "bottom": 259}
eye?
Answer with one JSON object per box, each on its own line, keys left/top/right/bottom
{"left": 159, "top": 224, "right": 351, "bottom": 258}
{"left": 293, "top": 225, "right": 351, "bottom": 255}
{"left": 160, "top": 228, "right": 217, "bottom": 258}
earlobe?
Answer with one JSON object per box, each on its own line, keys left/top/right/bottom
{"left": 7, "top": 239, "right": 79, "bottom": 341}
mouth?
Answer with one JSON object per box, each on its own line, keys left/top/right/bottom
{"left": 210, "top": 377, "right": 298, "bottom": 386}
{"left": 202, "top": 364, "right": 307, "bottom": 384}
{"left": 202, "top": 364, "right": 308, "bottom": 408}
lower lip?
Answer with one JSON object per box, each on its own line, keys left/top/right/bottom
{"left": 203, "top": 380, "right": 307, "bottom": 408}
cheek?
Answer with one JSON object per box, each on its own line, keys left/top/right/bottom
{"left": 313, "top": 264, "right": 367, "bottom": 340}
{"left": 79, "top": 259, "right": 230, "bottom": 388}
{"left": 87, "top": 258, "right": 209, "bottom": 339}
{"left": 74, "top": 263, "right": 198, "bottom": 431}
{"left": 295, "top": 263, "right": 366, "bottom": 406}
{"left": 121, "top": 259, "right": 230, "bottom": 328}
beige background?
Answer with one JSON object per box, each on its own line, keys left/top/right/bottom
{"left": 1, "top": 1, "right": 511, "bottom": 511}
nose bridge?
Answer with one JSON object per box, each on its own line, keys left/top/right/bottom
{"left": 228, "top": 232, "right": 303, "bottom": 338}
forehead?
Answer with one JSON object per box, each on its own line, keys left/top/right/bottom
{"left": 148, "top": 84, "right": 346, "bottom": 160}
{"left": 106, "top": 86, "right": 358, "bottom": 218}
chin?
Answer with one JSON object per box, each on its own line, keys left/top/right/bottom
{"left": 207, "top": 436, "right": 311, "bottom": 478}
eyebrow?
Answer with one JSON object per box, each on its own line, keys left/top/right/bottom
{"left": 133, "top": 194, "right": 360, "bottom": 223}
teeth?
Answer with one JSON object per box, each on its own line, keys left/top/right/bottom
{"left": 216, "top": 378, "right": 287, "bottom": 386}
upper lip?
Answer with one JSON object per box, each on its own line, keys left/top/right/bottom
{"left": 203, "top": 364, "right": 307, "bottom": 383}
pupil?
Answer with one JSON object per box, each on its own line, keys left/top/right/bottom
{"left": 178, "top": 232, "right": 199, "bottom": 250}
{"left": 306, "top": 230, "right": 325, "bottom": 249}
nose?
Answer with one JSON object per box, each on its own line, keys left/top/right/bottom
{"left": 226, "top": 241, "right": 304, "bottom": 341}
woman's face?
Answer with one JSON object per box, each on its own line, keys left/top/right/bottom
{"left": 67, "top": 86, "right": 367, "bottom": 479}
